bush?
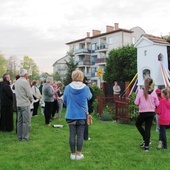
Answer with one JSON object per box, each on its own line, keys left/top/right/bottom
{"left": 91, "top": 85, "right": 104, "bottom": 98}
{"left": 100, "top": 113, "right": 113, "bottom": 121}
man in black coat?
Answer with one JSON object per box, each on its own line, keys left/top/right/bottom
{"left": 0, "top": 73, "right": 13, "bottom": 131}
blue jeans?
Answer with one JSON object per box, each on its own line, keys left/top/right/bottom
{"left": 17, "top": 106, "right": 31, "bottom": 141}
{"left": 69, "top": 124, "right": 85, "bottom": 153}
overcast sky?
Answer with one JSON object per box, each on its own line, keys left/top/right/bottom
{"left": 0, "top": 0, "right": 170, "bottom": 73}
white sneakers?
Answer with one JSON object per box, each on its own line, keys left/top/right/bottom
{"left": 76, "top": 154, "right": 84, "bottom": 160}
{"left": 70, "top": 154, "right": 84, "bottom": 160}
{"left": 157, "top": 141, "right": 163, "bottom": 149}
{"left": 70, "top": 154, "right": 76, "bottom": 160}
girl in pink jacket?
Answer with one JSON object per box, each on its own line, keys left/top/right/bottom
{"left": 134, "top": 77, "right": 159, "bottom": 151}
{"left": 156, "top": 88, "right": 170, "bottom": 149}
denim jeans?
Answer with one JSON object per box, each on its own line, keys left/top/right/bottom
{"left": 17, "top": 106, "right": 31, "bottom": 141}
{"left": 159, "top": 125, "right": 167, "bottom": 149}
{"left": 69, "top": 124, "right": 85, "bottom": 153}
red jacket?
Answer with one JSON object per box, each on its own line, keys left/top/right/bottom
{"left": 157, "top": 98, "right": 170, "bottom": 125}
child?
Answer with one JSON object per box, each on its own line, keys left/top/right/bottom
{"left": 156, "top": 88, "right": 170, "bottom": 149}
{"left": 155, "top": 88, "right": 163, "bottom": 132}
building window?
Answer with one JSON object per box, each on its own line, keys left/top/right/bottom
{"left": 92, "top": 43, "right": 97, "bottom": 50}
{"left": 108, "top": 37, "right": 113, "bottom": 44}
{"left": 143, "top": 69, "right": 150, "bottom": 79}
{"left": 132, "top": 37, "right": 135, "bottom": 44}
{"left": 144, "top": 50, "right": 147, "bottom": 56}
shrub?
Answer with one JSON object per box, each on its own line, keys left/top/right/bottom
{"left": 101, "top": 113, "right": 113, "bottom": 121}
{"left": 91, "top": 85, "right": 104, "bottom": 98}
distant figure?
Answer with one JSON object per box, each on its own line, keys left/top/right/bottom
{"left": 155, "top": 88, "right": 163, "bottom": 132}
{"left": 156, "top": 88, "right": 170, "bottom": 149}
{"left": 113, "top": 81, "right": 121, "bottom": 98}
{"left": 15, "top": 69, "right": 33, "bottom": 141}
{"left": 134, "top": 77, "right": 159, "bottom": 151}
{"left": 51, "top": 81, "right": 59, "bottom": 119}
{"left": 11, "top": 74, "right": 20, "bottom": 133}
{"left": 31, "top": 80, "right": 41, "bottom": 117}
{"left": 38, "top": 80, "right": 45, "bottom": 115}
{"left": 57, "top": 81, "right": 64, "bottom": 120}
{"left": 0, "top": 73, "right": 14, "bottom": 132}
{"left": 43, "top": 77, "right": 55, "bottom": 126}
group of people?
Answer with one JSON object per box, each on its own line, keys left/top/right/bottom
{"left": 0, "top": 69, "right": 64, "bottom": 140}
{"left": 0, "top": 68, "right": 94, "bottom": 161}
{"left": 1, "top": 69, "right": 170, "bottom": 158}
{"left": 134, "top": 77, "right": 170, "bottom": 151}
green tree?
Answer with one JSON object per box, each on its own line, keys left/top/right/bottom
{"left": 63, "top": 52, "right": 78, "bottom": 85}
{"left": 0, "top": 54, "right": 7, "bottom": 78}
{"left": 103, "top": 45, "right": 137, "bottom": 82}
{"left": 165, "top": 36, "right": 170, "bottom": 43}
{"left": 20, "top": 56, "right": 40, "bottom": 80}
{"left": 53, "top": 71, "right": 61, "bottom": 81}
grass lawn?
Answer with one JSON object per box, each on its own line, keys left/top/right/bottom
{"left": 1, "top": 108, "right": 170, "bottom": 170}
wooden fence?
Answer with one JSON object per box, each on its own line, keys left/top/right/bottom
{"left": 96, "top": 96, "right": 136, "bottom": 122}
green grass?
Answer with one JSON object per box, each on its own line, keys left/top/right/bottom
{"left": 1, "top": 109, "right": 170, "bottom": 170}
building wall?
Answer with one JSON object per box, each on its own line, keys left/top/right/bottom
{"left": 137, "top": 40, "right": 168, "bottom": 86}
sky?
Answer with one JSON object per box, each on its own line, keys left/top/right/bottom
{"left": 0, "top": 0, "right": 170, "bottom": 74}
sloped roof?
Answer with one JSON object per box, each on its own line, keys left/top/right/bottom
{"left": 143, "top": 34, "right": 170, "bottom": 45}
{"left": 66, "top": 28, "right": 133, "bottom": 45}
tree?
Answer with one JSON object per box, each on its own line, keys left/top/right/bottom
{"left": 164, "top": 36, "right": 170, "bottom": 43}
{"left": 53, "top": 71, "right": 61, "bottom": 81}
{"left": 0, "top": 54, "right": 7, "bottom": 78}
{"left": 20, "top": 56, "right": 40, "bottom": 80}
{"left": 63, "top": 51, "right": 78, "bottom": 85}
{"left": 103, "top": 45, "right": 137, "bottom": 83}
{"left": 6, "top": 56, "right": 19, "bottom": 81}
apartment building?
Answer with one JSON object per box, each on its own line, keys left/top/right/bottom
{"left": 66, "top": 23, "right": 145, "bottom": 86}
{"left": 53, "top": 55, "right": 69, "bottom": 80}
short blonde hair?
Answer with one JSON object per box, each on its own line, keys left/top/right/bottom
{"left": 72, "top": 70, "right": 84, "bottom": 82}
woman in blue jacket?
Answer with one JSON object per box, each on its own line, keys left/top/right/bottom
{"left": 63, "top": 70, "right": 92, "bottom": 160}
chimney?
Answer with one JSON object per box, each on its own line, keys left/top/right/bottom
{"left": 92, "top": 30, "right": 101, "bottom": 36}
{"left": 106, "top": 25, "right": 114, "bottom": 32}
{"left": 86, "top": 32, "right": 90, "bottom": 37}
{"left": 114, "top": 23, "right": 119, "bottom": 30}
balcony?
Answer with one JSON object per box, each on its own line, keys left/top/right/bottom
{"left": 95, "top": 58, "right": 106, "bottom": 64}
{"left": 96, "top": 43, "right": 108, "bottom": 51}
{"left": 75, "top": 48, "right": 91, "bottom": 54}
{"left": 78, "top": 60, "right": 91, "bottom": 66}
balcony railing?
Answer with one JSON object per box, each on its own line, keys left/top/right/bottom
{"left": 75, "top": 48, "right": 91, "bottom": 54}
{"left": 95, "top": 58, "right": 106, "bottom": 64}
{"left": 96, "top": 43, "right": 108, "bottom": 51}
{"left": 78, "top": 60, "right": 91, "bottom": 66}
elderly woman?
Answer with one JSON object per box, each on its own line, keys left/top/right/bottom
{"left": 43, "top": 77, "right": 56, "bottom": 126}
{"left": 63, "top": 70, "right": 92, "bottom": 160}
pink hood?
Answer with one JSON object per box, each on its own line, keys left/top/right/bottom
{"left": 157, "top": 98, "right": 170, "bottom": 125}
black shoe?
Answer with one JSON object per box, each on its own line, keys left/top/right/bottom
{"left": 144, "top": 146, "right": 149, "bottom": 152}
{"left": 140, "top": 141, "right": 151, "bottom": 147}
{"left": 140, "top": 141, "right": 145, "bottom": 147}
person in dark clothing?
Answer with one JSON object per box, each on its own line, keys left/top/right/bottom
{"left": 83, "top": 77, "right": 94, "bottom": 140}
{"left": 0, "top": 73, "right": 14, "bottom": 132}
{"left": 11, "top": 74, "right": 20, "bottom": 133}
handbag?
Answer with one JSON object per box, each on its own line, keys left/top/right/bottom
{"left": 87, "top": 114, "right": 93, "bottom": 125}
{"left": 70, "top": 92, "right": 92, "bottom": 125}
